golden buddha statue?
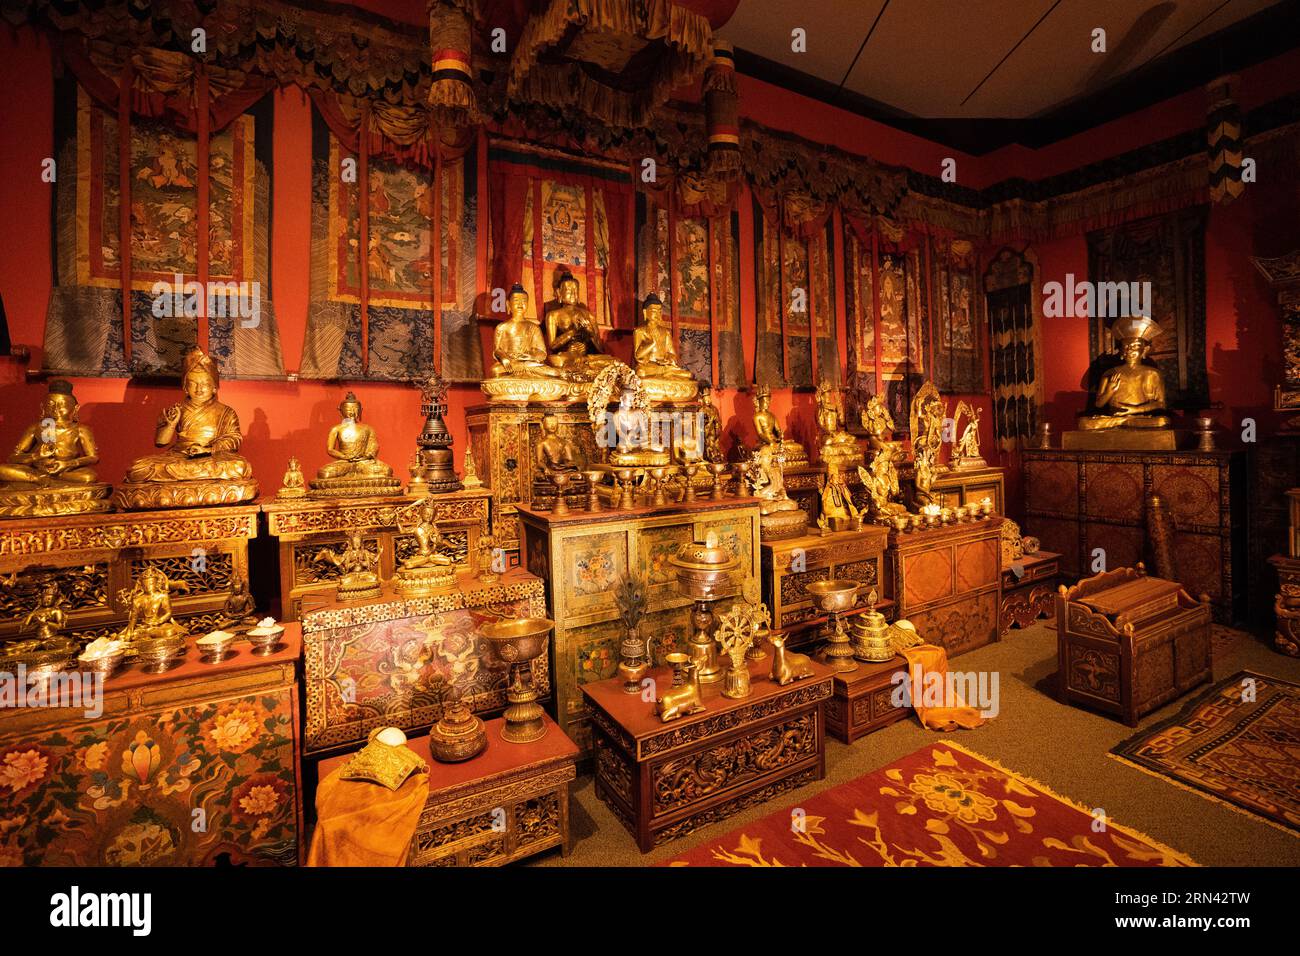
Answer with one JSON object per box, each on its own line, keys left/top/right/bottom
{"left": 545, "top": 272, "right": 615, "bottom": 378}
{"left": 858, "top": 445, "right": 908, "bottom": 519}
{"left": 117, "top": 566, "right": 189, "bottom": 648}
{"left": 752, "top": 384, "right": 808, "bottom": 467}
{"left": 23, "top": 582, "right": 69, "bottom": 643}
{"left": 0, "top": 380, "right": 112, "bottom": 517}
{"left": 220, "top": 575, "right": 259, "bottom": 629}
{"left": 277, "top": 457, "right": 306, "bottom": 499}
{"left": 315, "top": 532, "right": 382, "bottom": 602}
{"left": 309, "top": 393, "right": 402, "bottom": 497}
{"left": 744, "top": 445, "right": 808, "bottom": 539}
{"left": 699, "top": 383, "right": 725, "bottom": 464}
{"left": 483, "top": 284, "right": 567, "bottom": 403}
{"left": 633, "top": 294, "right": 698, "bottom": 402}
{"left": 535, "top": 414, "right": 583, "bottom": 477}
{"left": 1067, "top": 316, "right": 1175, "bottom": 449}
{"left": 396, "top": 499, "right": 455, "bottom": 596}
{"left": 116, "top": 348, "right": 258, "bottom": 509}
{"left": 815, "top": 381, "right": 858, "bottom": 466}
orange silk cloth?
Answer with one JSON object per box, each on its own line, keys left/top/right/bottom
{"left": 306, "top": 766, "right": 430, "bottom": 867}
{"left": 900, "top": 644, "right": 988, "bottom": 732}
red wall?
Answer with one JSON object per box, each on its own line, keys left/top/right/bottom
{"left": 2, "top": 19, "right": 1295, "bottom": 499}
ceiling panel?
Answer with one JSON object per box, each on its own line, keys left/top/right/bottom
{"left": 722, "top": 0, "right": 886, "bottom": 86}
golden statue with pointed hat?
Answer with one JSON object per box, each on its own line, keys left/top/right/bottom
{"left": 0, "top": 380, "right": 112, "bottom": 517}
{"left": 1066, "top": 316, "right": 1175, "bottom": 449}
{"left": 115, "top": 348, "right": 258, "bottom": 509}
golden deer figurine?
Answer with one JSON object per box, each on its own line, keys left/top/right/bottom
{"left": 655, "top": 661, "right": 706, "bottom": 721}
{"left": 769, "top": 634, "right": 815, "bottom": 686}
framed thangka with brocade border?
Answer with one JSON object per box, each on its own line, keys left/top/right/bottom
{"left": 984, "top": 247, "right": 1043, "bottom": 450}
{"left": 300, "top": 107, "right": 480, "bottom": 382}
{"left": 45, "top": 74, "right": 284, "bottom": 379}
{"left": 635, "top": 196, "right": 744, "bottom": 388}
{"left": 752, "top": 197, "right": 836, "bottom": 389}
{"left": 843, "top": 217, "right": 928, "bottom": 432}
{"left": 931, "top": 236, "right": 986, "bottom": 394}
{"left": 487, "top": 141, "right": 634, "bottom": 335}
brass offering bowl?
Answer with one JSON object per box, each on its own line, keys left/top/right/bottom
{"left": 806, "top": 579, "right": 862, "bottom": 674}
{"left": 197, "top": 630, "right": 237, "bottom": 663}
{"left": 132, "top": 635, "right": 186, "bottom": 673}
{"left": 79, "top": 646, "right": 127, "bottom": 677}
{"left": 665, "top": 651, "right": 691, "bottom": 687}
{"left": 246, "top": 623, "right": 285, "bottom": 657}
{"left": 479, "top": 617, "right": 553, "bottom": 743}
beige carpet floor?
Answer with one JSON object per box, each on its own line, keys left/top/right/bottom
{"left": 530, "top": 621, "right": 1300, "bottom": 867}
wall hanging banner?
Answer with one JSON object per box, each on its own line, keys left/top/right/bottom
{"left": 1086, "top": 206, "right": 1210, "bottom": 409}
{"left": 44, "top": 50, "right": 283, "bottom": 379}
{"left": 487, "top": 141, "right": 633, "bottom": 332}
{"left": 843, "top": 216, "right": 927, "bottom": 428}
{"left": 635, "top": 189, "right": 742, "bottom": 387}
{"left": 930, "top": 235, "right": 986, "bottom": 394}
{"left": 985, "top": 247, "right": 1043, "bottom": 450}
{"left": 752, "top": 194, "right": 835, "bottom": 389}
{"left": 300, "top": 104, "right": 481, "bottom": 383}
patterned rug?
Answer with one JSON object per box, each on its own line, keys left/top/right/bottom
{"left": 1110, "top": 671, "right": 1300, "bottom": 836}
{"left": 665, "top": 742, "right": 1194, "bottom": 867}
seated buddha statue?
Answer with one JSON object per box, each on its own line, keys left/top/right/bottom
{"left": 0, "top": 379, "right": 111, "bottom": 517}
{"left": 1077, "top": 317, "right": 1173, "bottom": 430}
{"left": 815, "top": 381, "right": 858, "bottom": 465}
{"left": 608, "top": 382, "right": 669, "bottom": 467}
{"left": 753, "top": 384, "right": 808, "bottom": 467}
{"left": 633, "top": 294, "right": 697, "bottom": 401}
{"left": 116, "top": 348, "right": 257, "bottom": 509}
{"left": 314, "top": 532, "right": 382, "bottom": 602}
{"left": 483, "top": 284, "right": 567, "bottom": 402}
{"left": 535, "top": 415, "right": 583, "bottom": 477}
{"left": 545, "top": 272, "right": 615, "bottom": 379}
{"left": 309, "top": 392, "right": 401, "bottom": 497}
{"left": 118, "top": 567, "right": 188, "bottom": 648}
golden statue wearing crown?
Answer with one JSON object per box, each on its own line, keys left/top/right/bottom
{"left": 0, "top": 380, "right": 112, "bottom": 517}
{"left": 309, "top": 392, "right": 402, "bottom": 497}
{"left": 1066, "top": 316, "right": 1175, "bottom": 450}
{"left": 115, "top": 348, "right": 258, "bottom": 509}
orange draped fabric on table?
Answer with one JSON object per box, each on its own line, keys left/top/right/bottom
{"left": 900, "top": 644, "right": 989, "bottom": 732}
{"left": 306, "top": 766, "right": 430, "bottom": 867}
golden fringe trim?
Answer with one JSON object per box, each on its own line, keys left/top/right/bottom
{"left": 937, "top": 740, "right": 1200, "bottom": 866}
{"left": 1105, "top": 751, "right": 1300, "bottom": 841}
{"left": 703, "top": 67, "right": 737, "bottom": 96}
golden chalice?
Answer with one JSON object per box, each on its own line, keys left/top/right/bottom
{"left": 583, "top": 469, "right": 605, "bottom": 513}
{"left": 551, "top": 471, "right": 573, "bottom": 516}
{"left": 479, "top": 617, "right": 553, "bottom": 743}
{"left": 708, "top": 462, "right": 729, "bottom": 500}
{"left": 806, "top": 579, "right": 863, "bottom": 674}
{"left": 670, "top": 536, "right": 738, "bottom": 684}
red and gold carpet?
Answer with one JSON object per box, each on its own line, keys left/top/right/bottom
{"left": 1110, "top": 670, "right": 1300, "bottom": 836}
{"left": 666, "top": 742, "right": 1194, "bottom": 866}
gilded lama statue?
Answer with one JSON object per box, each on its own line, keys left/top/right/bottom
{"left": 1066, "top": 316, "right": 1175, "bottom": 450}
{"left": 633, "top": 293, "right": 698, "bottom": 402}
{"left": 545, "top": 272, "right": 615, "bottom": 378}
{"left": 0, "top": 379, "right": 111, "bottom": 517}
{"left": 310, "top": 393, "right": 402, "bottom": 497}
{"left": 115, "top": 348, "right": 258, "bottom": 509}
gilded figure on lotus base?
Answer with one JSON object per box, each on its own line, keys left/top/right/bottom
{"left": 309, "top": 393, "right": 403, "bottom": 498}
{"left": 0, "top": 379, "right": 111, "bottom": 517}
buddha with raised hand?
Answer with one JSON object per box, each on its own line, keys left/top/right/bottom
{"left": 115, "top": 348, "right": 258, "bottom": 509}
{"left": 546, "top": 272, "right": 614, "bottom": 378}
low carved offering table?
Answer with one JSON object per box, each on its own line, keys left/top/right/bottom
{"left": 316, "top": 714, "right": 578, "bottom": 867}
{"left": 1000, "top": 550, "right": 1062, "bottom": 636}
{"left": 825, "top": 655, "right": 910, "bottom": 744}
{"left": 1055, "top": 564, "right": 1212, "bottom": 726}
{"left": 583, "top": 656, "right": 833, "bottom": 852}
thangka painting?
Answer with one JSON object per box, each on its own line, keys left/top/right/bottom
{"left": 753, "top": 198, "right": 836, "bottom": 388}
{"left": 45, "top": 80, "right": 283, "bottom": 379}
{"left": 985, "top": 247, "right": 1043, "bottom": 450}
{"left": 301, "top": 108, "right": 480, "bottom": 382}
{"left": 931, "top": 237, "right": 985, "bottom": 394}
{"left": 843, "top": 222, "right": 928, "bottom": 431}
{"left": 635, "top": 198, "right": 744, "bottom": 386}
{"left": 522, "top": 180, "right": 611, "bottom": 327}
{"left": 1086, "top": 207, "right": 1209, "bottom": 408}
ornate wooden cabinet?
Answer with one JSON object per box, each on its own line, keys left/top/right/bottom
{"left": 761, "top": 527, "right": 890, "bottom": 649}
{"left": 887, "top": 518, "right": 1003, "bottom": 657}
{"left": 299, "top": 571, "right": 547, "bottom": 757}
{"left": 583, "top": 657, "right": 833, "bottom": 852}
{"left": 518, "top": 497, "right": 762, "bottom": 754}
{"left": 927, "top": 465, "right": 1006, "bottom": 514}
{"left": 1000, "top": 551, "right": 1061, "bottom": 636}
{"left": 1055, "top": 566, "right": 1212, "bottom": 726}
{"left": 0, "top": 504, "right": 259, "bottom": 641}
{"left": 825, "top": 656, "right": 909, "bottom": 743}
{"left": 315, "top": 715, "right": 578, "bottom": 867}
{"left": 1023, "top": 448, "right": 1245, "bottom": 623}
{"left": 0, "top": 628, "right": 303, "bottom": 866}
{"left": 262, "top": 490, "right": 491, "bottom": 621}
